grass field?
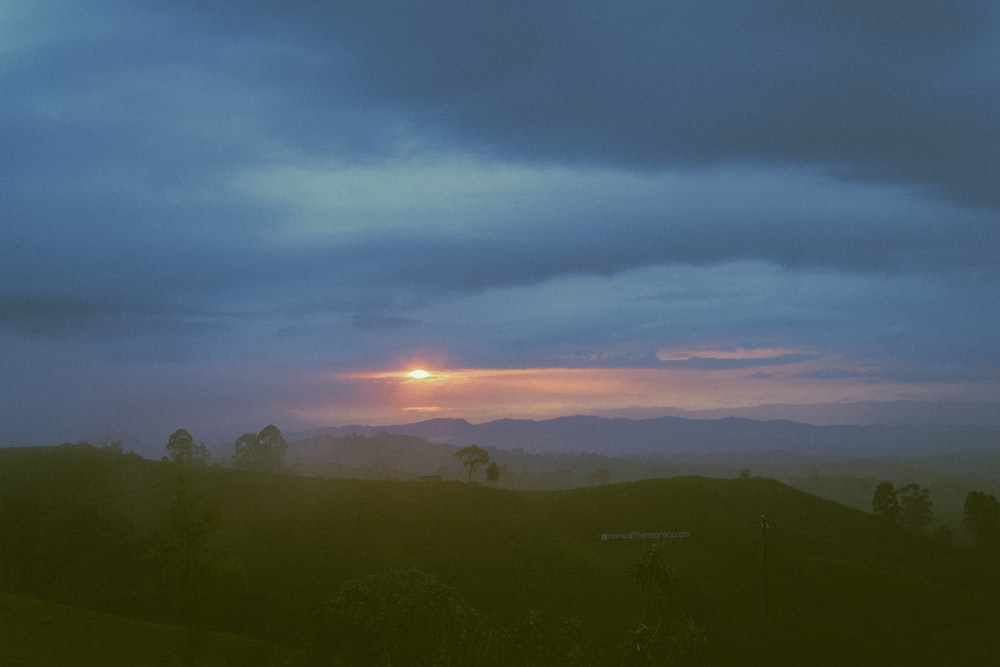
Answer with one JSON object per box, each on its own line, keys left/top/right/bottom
{"left": 0, "top": 592, "right": 299, "bottom": 666}
{"left": 1, "top": 445, "right": 998, "bottom": 665}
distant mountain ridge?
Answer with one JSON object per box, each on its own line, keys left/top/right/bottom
{"left": 647, "top": 399, "right": 1000, "bottom": 426}
{"left": 297, "top": 410, "right": 1000, "bottom": 459}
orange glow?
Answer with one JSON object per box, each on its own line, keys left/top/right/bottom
{"left": 291, "top": 353, "right": 954, "bottom": 428}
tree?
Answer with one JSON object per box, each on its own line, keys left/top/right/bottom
{"left": 872, "top": 481, "right": 900, "bottom": 524}
{"left": 623, "top": 546, "right": 706, "bottom": 666}
{"left": 166, "top": 428, "right": 209, "bottom": 467}
{"left": 231, "top": 424, "right": 287, "bottom": 472}
{"left": 454, "top": 444, "right": 489, "bottom": 483}
{"left": 897, "top": 482, "right": 933, "bottom": 532}
{"left": 102, "top": 440, "right": 124, "bottom": 454}
{"left": 632, "top": 545, "right": 675, "bottom": 604}
{"left": 964, "top": 491, "right": 1000, "bottom": 547}
{"left": 167, "top": 473, "right": 220, "bottom": 660}
{"left": 486, "top": 461, "right": 500, "bottom": 483}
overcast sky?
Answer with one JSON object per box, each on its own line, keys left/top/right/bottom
{"left": 3, "top": 1, "right": 999, "bottom": 453}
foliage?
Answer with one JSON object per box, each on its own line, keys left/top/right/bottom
{"left": 964, "top": 491, "right": 1000, "bottom": 547}
{"left": 486, "top": 461, "right": 500, "bottom": 483}
{"left": 455, "top": 444, "right": 490, "bottom": 482}
{"left": 622, "top": 546, "right": 706, "bottom": 666}
{"left": 871, "top": 481, "right": 900, "bottom": 523}
{"left": 493, "top": 608, "right": 589, "bottom": 667}
{"left": 632, "top": 546, "right": 675, "bottom": 603}
{"left": 166, "top": 428, "right": 209, "bottom": 466}
{"left": 167, "top": 474, "right": 221, "bottom": 615}
{"left": 897, "top": 482, "right": 934, "bottom": 532}
{"left": 232, "top": 424, "right": 287, "bottom": 472}
{"left": 872, "top": 481, "right": 933, "bottom": 532}
{"left": 313, "top": 568, "right": 488, "bottom": 666}
{"left": 102, "top": 440, "right": 124, "bottom": 454}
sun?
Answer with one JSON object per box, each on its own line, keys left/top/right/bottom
{"left": 406, "top": 369, "right": 432, "bottom": 379}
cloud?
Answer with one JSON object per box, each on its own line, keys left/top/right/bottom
{"left": 1, "top": 1, "right": 999, "bottom": 447}
{"left": 0, "top": 294, "right": 120, "bottom": 337}
{"left": 256, "top": 0, "right": 1000, "bottom": 206}
{"left": 12, "top": 1, "right": 992, "bottom": 207}
{"left": 799, "top": 368, "right": 869, "bottom": 380}
{"left": 238, "top": 159, "right": 998, "bottom": 295}
{"left": 657, "top": 347, "right": 821, "bottom": 370}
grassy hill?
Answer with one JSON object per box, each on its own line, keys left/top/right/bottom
{"left": 1, "top": 444, "right": 998, "bottom": 665}
{"left": 0, "top": 592, "right": 299, "bottom": 666}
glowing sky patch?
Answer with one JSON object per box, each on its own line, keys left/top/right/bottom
{"left": 287, "top": 354, "right": 1000, "bottom": 430}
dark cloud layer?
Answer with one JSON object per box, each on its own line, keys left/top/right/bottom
{"left": 246, "top": 1, "right": 1000, "bottom": 205}
{"left": 1, "top": 1, "right": 998, "bottom": 448}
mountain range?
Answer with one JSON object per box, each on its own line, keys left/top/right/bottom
{"left": 297, "top": 401, "right": 1000, "bottom": 459}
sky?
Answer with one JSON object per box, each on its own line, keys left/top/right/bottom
{"left": 2, "top": 1, "right": 999, "bottom": 453}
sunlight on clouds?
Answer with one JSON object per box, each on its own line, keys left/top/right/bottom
{"left": 233, "top": 157, "right": 911, "bottom": 247}
{"left": 294, "top": 357, "right": 939, "bottom": 427}
{"left": 234, "top": 158, "right": 570, "bottom": 239}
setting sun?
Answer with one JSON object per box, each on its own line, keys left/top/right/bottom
{"left": 406, "top": 369, "right": 432, "bottom": 379}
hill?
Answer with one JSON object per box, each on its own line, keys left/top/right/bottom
{"left": 299, "top": 414, "right": 1000, "bottom": 458}
{"left": 1, "top": 444, "right": 998, "bottom": 665}
{"left": 0, "top": 592, "right": 298, "bottom": 666}
{"left": 285, "top": 429, "right": 1000, "bottom": 518}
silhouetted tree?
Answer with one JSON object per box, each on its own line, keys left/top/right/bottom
{"left": 167, "top": 473, "right": 220, "bottom": 662}
{"left": 166, "top": 428, "right": 209, "bottom": 467}
{"left": 454, "top": 444, "right": 489, "bottom": 483}
{"left": 102, "top": 440, "right": 124, "bottom": 454}
{"left": 486, "top": 461, "right": 500, "bottom": 483}
{"left": 231, "top": 424, "right": 287, "bottom": 472}
{"left": 872, "top": 481, "right": 900, "bottom": 524}
{"left": 964, "top": 491, "right": 1000, "bottom": 548}
{"left": 897, "top": 482, "right": 933, "bottom": 532}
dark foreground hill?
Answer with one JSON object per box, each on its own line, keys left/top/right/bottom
{"left": 0, "top": 592, "right": 297, "bottom": 665}
{"left": 1, "top": 444, "right": 998, "bottom": 665}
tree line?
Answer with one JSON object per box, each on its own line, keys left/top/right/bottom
{"left": 163, "top": 425, "right": 287, "bottom": 472}
{"left": 872, "top": 480, "right": 1000, "bottom": 547}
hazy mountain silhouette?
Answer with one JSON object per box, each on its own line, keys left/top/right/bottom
{"left": 299, "top": 407, "right": 1000, "bottom": 459}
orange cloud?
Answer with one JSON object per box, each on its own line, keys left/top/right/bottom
{"left": 284, "top": 353, "right": 991, "bottom": 429}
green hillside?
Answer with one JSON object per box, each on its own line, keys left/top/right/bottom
{"left": 1, "top": 445, "right": 998, "bottom": 665}
{"left": 0, "top": 592, "right": 298, "bottom": 666}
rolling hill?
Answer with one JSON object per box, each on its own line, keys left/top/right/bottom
{"left": 1, "top": 444, "right": 998, "bottom": 665}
